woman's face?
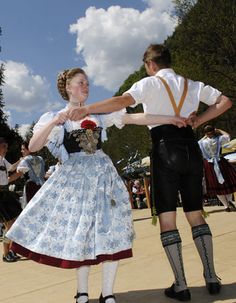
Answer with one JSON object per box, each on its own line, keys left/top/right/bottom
{"left": 21, "top": 145, "right": 30, "bottom": 157}
{"left": 67, "top": 73, "right": 89, "bottom": 105}
{"left": 0, "top": 143, "right": 8, "bottom": 157}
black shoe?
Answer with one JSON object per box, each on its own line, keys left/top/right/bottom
{"left": 2, "top": 252, "right": 17, "bottom": 263}
{"left": 99, "top": 293, "right": 116, "bottom": 303}
{"left": 225, "top": 207, "right": 231, "bottom": 212}
{"left": 229, "top": 202, "right": 236, "bottom": 211}
{"left": 74, "top": 292, "right": 89, "bottom": 303}
{"left": 206, "top": 281, "right": 221, "bottom": 295}
{"left": 9, "top": 250, "right": 21, "bottom": 260}
{"left": 165, "top": 284, "right": 191, "bottom": 301}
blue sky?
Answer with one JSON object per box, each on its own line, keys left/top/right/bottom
{"left": 0, "top": 0, "right": 177, "bottom": 137}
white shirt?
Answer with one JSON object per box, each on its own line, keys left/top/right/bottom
{"left": 0, "top": 156, "right": 12, "bottom": 185}
{"left": 124, "top": 68, "right": 222, "bottom": 128}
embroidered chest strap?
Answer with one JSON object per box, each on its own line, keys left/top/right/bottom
{"left": 156, "top": 76, "right": 188, "bottom": 116}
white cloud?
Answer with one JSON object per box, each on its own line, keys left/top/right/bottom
{"left": 70, "top": 0, "right": 176, "bottom": 91}
{"left": 18, "top": 124, "right": 31, "bottom": 139}
{"left": 1, "top": 60, "right": 61, "bottom": 113}
{"left": 3, "top": 109, "right": 12, "bottom": 127}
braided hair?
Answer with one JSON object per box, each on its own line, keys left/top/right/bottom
{"left": 57, "top": 68, "right": 86, "bottom": 101}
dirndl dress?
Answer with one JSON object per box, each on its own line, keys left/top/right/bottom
{"left": 203, "top": 158, "right": 236, "bottom": 195}
{"left": 7, "top": 109, "right": 134, "bottom": 268}
{"left": 199, "top": 135, "right": 236, "bottom": 195}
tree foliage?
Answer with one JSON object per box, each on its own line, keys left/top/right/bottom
{"left": 167, "top": 0, "right": 236, "bottom": 137}
{"left": 0, "top": 27, "right": 22, "bottom": 163}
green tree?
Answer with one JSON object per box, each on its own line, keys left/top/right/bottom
{"left": 172, "top": 0, "right": 196, "bottom": 23}
{"left": 167, "top": 0, "right": 236, "bottom": 137}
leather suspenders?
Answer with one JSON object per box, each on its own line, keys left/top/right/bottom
{"left": 156, "top": 76, "right": 188, "bottom": 117}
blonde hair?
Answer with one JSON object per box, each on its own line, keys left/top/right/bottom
{"left": 57, "top": 68, "right": 87, "bottom": 100}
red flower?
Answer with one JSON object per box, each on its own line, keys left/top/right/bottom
{"left": 81, "top": 119, "right": 97, "bottom": 130}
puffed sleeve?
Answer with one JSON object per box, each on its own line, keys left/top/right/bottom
{"left": 98, "top": 109, "right": 126, "bottom": 142}
{"left": 33, "top": 112, "right": 69, "bottom": 163}
{"left": 100, "top": 109, "right": 126, "bottom": 129}
{"left": 17, "top": 158, "right": 29, "bottom": 174}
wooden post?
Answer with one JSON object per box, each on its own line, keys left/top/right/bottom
{"left": 143, "top": 175, "right": 151, "bottom": 208}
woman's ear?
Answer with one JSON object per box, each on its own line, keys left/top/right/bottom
{"left": 66, "top": 83, "right": 71, "bottom": 95}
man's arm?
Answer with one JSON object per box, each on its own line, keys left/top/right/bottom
{"left": 9, "top": 158, "right": 22, "bottom": 172}
{"left": 67, "top": 94, "right": 135, "bottom": 121}
{"left": 8, "top": 171, "right": 23, "bottom": 183}
{"left": 191, "top": 95, "right": 232, "bottom": 128}
{"left": 122, "top": 113, "right": 187, "bottom": 128}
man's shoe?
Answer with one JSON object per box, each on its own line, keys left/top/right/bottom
{"left": 2, "top": 252, "right": 17, "bottom": 263}
{"left": 206, "top": 281, "right": 221, "bottom": 295}
{"left": 165, "top": 284, "right": 191, "bottom": 301}
{"left": 225, "top": 207, "right": 231, "bottom": 212}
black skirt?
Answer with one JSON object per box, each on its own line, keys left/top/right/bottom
{"left": 0, "top": 187, "right": 22, "bottom": 223}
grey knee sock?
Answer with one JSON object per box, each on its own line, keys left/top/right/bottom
{"left": 161, "top": 230, "right": 188, "bottom": 292}
{"left": 192, "top": 224, "right": 218, "bottom": 283}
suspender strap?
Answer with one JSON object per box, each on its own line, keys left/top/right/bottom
{"left": 156, "top": 76, "right": 188, "bottom": 116}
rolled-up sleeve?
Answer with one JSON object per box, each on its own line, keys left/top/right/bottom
{"left": 199, "top": 84, "right": 222, "bottom": 106}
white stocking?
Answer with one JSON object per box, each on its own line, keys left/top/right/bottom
{"left": 217, "top": 195, "right": 229, "bottom": 208}
{"left": 75, "top": 266, "right": 90, "bottom": 303}
{"left": 102, "top": 261, "right": 118, "bottom": 303}
{"left": 225, "top": 194, "right": 233, "bottom": 202}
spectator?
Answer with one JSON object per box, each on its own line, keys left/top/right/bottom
{"left": 198, "top": 125, "right": 236, "bottom": 212}
{"left": 0, "top": 137, "right": 22, "bottom": 262}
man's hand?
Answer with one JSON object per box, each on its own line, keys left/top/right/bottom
{"left": 186, "top": 111, "right": 199, "bottom": 128}
{"left": 171, "top": 116, "right": 187, "bottom": 128}
{"left": 66, "top": 106, "right": 89, "bottom": 121}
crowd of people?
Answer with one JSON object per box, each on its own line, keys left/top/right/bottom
{"left": 0, "top": 44, "right": 236, "bottom": 303}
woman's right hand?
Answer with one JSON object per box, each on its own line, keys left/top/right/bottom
{"left": 52, "top": 111, "right": 69, "bottom": 125}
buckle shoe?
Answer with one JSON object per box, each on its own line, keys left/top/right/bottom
{"left": 2, "top": 252, "right": 17, "bottom": 263}
{"left": 99, "top": 293, "right": 116, "bottom": 303}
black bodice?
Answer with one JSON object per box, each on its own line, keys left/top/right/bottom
{"left": 63, "top": 128, "right": 102, "bottom": 154}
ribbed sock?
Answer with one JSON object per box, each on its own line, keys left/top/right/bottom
{"left": 192, "top": 224, "right": 218, "bottom": 283}
{"left": 161, "top": 230, "right": 188, "bottom": 292}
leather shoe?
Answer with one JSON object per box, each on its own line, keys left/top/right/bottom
{"left": 206, "top": 281, "right": 221, "bottom": 295}
{"left": 165, "top": 284, "right": 191, "bottom": 301}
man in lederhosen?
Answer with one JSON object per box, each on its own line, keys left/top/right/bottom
{"left": 66, "top": 44, "right": 232, "bottom": 301}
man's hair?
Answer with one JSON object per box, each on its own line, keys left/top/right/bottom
{"left": 143, "top": 44, "right": 171, "bottom": 67}
{"left": 203, "top": 125, "right": 215, "bottom": 134}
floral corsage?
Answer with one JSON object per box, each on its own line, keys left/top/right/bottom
{"left": 72, "top": 119, "right": 101, "bottom": 154}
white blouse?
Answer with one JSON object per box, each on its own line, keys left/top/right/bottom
{"left": 124, "top": 68, "right": 222, "bottom": 128}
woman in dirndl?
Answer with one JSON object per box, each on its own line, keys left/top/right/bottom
{"left": 198, "top": 125, "right": 236, "bottom": 211}
{"left": 0, "top": 137, "right": 22, "bottom": 262}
